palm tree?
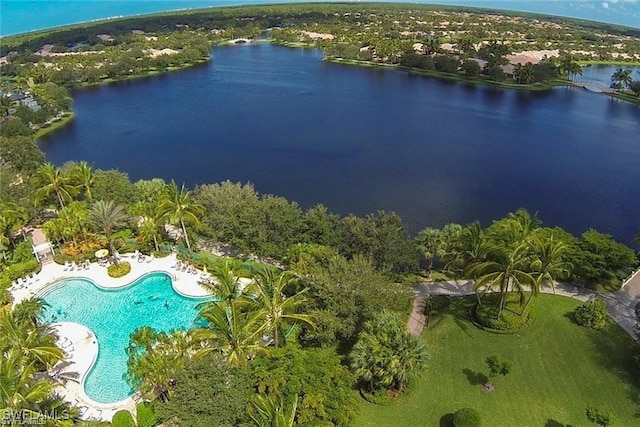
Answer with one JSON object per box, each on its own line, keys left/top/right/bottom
{"left": 0, "top": 200, "right": 27, "bottom": 250}
{"left": 32, "top": 163, "right": 78, "bottom": 209}
{"left": 350, "top": 310, "right": 428, "bottom": 393}
{"left": 0, "top": 313, "right": 63, "bottom": 370}
{"left": 192, "top": 299, "right": 268, "bottom": 365}
{"left": 465, "top": 242, "right": 536, "bottom": 319}
{"left": 249, "top": 268, "right": 315, "bottom": 348}
{"left": 201, "top": 259, "right": 247, "bottom": 302}
{"left": 514, "top": 63, "right": 536, "bottom": 84}
{"left": 249, "top": 393, "right": 298, "bottom": 427}
{"left": 415, "top": 227, "right": 443, "bottom": 276}
{"left": 558, "top": 55, "right": 582, "bottom": 81}
{"left": 126, "top": 329, "right": 193, "bottom": 402}
{"left": 523, "top": 235, "right": 572, "bottom": 313}
{"left": 0, "top": 350, "right": 53, "bottom": 415}
{"left": 87, "top": 200, "right": 129, "bottom": 255}
{"left": 71, "top": 161, "right": 95, "bottom": 200}
{"left": 610, "top": 68, "right": 633, "bottom": 92}
{"left": 159, "top": 181, "right": 204, "bottom": 251}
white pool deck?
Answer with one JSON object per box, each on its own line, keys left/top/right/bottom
{"left": 9, "top": 252, "right": 223, "bottom": 422}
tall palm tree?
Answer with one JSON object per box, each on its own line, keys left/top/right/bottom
{"left": 71, "top": 161, "right": 95, "bottom": 200}
{"left": 159, "top": 181, "right": 204, "bottom": 251}
{"left": 249, "top": 268, "right": 315, "bottom": 348}
{"left": 415, "top": 227, "right": 443, "bottom": 275}
{"left": 0, "top": 313, "right": 63, "bottom": 370}
{"left": 192, "top": 299, "right": 267, "bottom": 365}
{"left": 522, "top": 236, "right": 572, "bottom": 313}
{"left": 87, "top": 200, "right": 129, "bottom": 255}
{"left": 32, "top": 163, "right": 78, "bottom": 209}
{"left": 610, "top": 68, "right": 633, "bottom": 92}
{"left": 465, "top": 242, "right": 536, "bottom": 319}
{"left": 0, "top": 350, "right": 53, "bottom": 413}
{"left": 200, "top": 259, "right": 247, "bottom": 302}
{"left": 0, "top": 200, "right": 27, "bottom": 250}
{"left": 126, "top": 329, "right": 193, "bottom": 402}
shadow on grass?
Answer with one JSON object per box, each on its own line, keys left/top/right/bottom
{"left": 427, "top": 296, "right": 476, "bottom": 336}
{"left": 585, "top": 322, "right": 640, "bottom": 406}
{"left": 462, "top": 368, "right": 488, "bottom": 386}
{"left": 439, "top": 413, "right": 454, "bottom": 427}
{"left": 545, "top": 419, "right": 572, "bottom": 427}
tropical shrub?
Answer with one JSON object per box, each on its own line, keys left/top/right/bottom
{"left": 136, "top": 402, "right": 158, "bottom": 427}
{"left": 155, "top": 354, "right": 253, "bottom": 426}
{"left": 108, "top": 261, "right": 131, "bottom": 278}
{"left": 350, "top": 310, "right": 429, "bottom": 394}
{"left": 474, "top": 294, "right": 536, "bottom": 332}
{"left": 3, "top": 259, "right": 39, "bottom": 281}
{"left": 251, "top": 346, "right": 358, "bottom": 426}
{"left": 453, "top": 407, "right": 482, "bottom": 427}
{"left": 586, "top": 405, "right": 617, "bottom": 426}
{"left": 111, "top": 410, "right": 135, "bottom": 427}
{"left": 575, "top": 298, "right": 608, "bottom": 330}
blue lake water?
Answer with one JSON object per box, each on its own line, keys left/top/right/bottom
{"left": 39, "top": 44, "right": 640, "bottom": 244}
{"left": 41, "top": 273, "right": 209, "bottom": 403}
{"left": 2, "top": 0, "right": 638, "bottom": 36}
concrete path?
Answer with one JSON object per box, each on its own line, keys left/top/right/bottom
{"left": 411, "top": 269, "right": 640, "bottom": 337}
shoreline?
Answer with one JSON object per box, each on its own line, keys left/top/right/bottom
{"left": 33, "top": 41, "right": 640, "bottom": 142}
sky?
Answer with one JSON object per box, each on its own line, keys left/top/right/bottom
{"left": 0, "top": 0, "right": 638, "bottom": 37}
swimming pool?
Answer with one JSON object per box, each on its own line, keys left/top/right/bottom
{"left": 41, "top": 272, "right": 209, "bottom": 403}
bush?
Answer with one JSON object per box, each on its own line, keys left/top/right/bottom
{"left": 3, "top": 259, "right": 39, "bottom": 281}
{"left": 473, "top": 294, "right": 536, "bottom": 332}
{"left": 575, "top": 298, "right": 608, "bottom": 330}
{"left": 111, "top": 409, "right": 136, "bottom": 427}
{"left": 453, "top": 407, "right": 482, "bottom": 427}
{"left": 108, "top": 261, "right": 131, "bottom": 278}
{"left": 136, "top": 402, "right": 158, "bottom": 427}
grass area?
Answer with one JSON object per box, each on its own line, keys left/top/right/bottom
{"left": 33, "top": 112, "right": 74, "bottom": 139}
{"left": 357, "top": 294, "right": 640, "bottom": 426}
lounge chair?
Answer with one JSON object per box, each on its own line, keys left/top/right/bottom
{"left": 138, "top": 254, "right": 146, "bottom": 263}
{"left": 63, "top": 262, "right": 70, "bottom": 271}
{"left": 146, "top": 254, "right": 154, "bottom": 263}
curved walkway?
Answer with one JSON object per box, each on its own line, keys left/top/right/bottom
{"left": 409, "top": 269, "right": 640, "bottom": 337}
{"left": 10, "top": 253, "right": 217, "bottom": 422}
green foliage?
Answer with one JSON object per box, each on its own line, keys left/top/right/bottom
{"left": 485, "top": 355, "right": 512, "bottom": 380}
{"left": 570, "top": 230, "right": 638, "bottom": 290}
{"left": 251, "top": 346, "right": 358, "bottom": 426}
{"left": 155, "top": 354, "right": 253, "bottom": 427}
{"left": 453, "top": 407, "right": 482, "bottom": 427}
{"left": 303, "top": 254, "right": 413, "bottom": 347}
{"left": 111, "top": 410, "right": 136, "bottom": 427}
{"left": 461, "top": 59, "right": 481, "bottom": 76}
{"left": 350, "top": 310, "right": 429, "bottom": 393}
{"left": 92, "top": 170, "right": 139, "bottom": 206}
{"left": 474, "top": 294, "right": 536, "bottom": 332}
{"left": 574, "top": 298, "right": 609, "bottom": 330}
{"left": 0, "top": 135, "right": 44, "bottom": 173}
{"left": 136, "top": 403, "right": 158, "bottom": 427}
{"left": 107, "top": 261, "right": 131, "bottom": 278}
{"left": 586, "top": 406, "right": 617, "bottom": 426}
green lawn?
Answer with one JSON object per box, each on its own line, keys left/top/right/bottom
{"left": 357, "top": 295, "right": 640, "bottom": 427}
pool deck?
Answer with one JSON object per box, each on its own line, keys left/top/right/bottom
{"left": 10, "top": 252, "right": 220, "bottom": 422}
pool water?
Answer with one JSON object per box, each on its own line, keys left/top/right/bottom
{"left": 41, "top": 272, "right": 209, "bottom": 403}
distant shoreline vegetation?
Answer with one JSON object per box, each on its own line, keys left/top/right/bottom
{"left": 2, "top": 3, "right": 640, "bottom": 141}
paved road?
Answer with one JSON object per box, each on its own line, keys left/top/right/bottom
{"left": 410, "top": 269, "right": 640, "bottom": 337}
